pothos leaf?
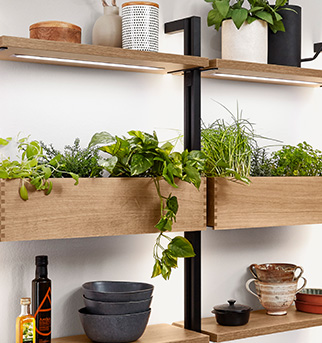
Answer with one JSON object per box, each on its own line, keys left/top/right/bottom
{"left": 151, "top": 260, "right": 162, "bottom": 278}
{"left": 19, "top": 183, "right": 28, "bottom": 201}
{"left": 168, "top": 236, "right": 196, "bottom": 258}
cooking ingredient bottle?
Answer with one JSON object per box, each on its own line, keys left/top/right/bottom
{"left": 32, "top": 255, "right": 51, "bottom": 343}
{"left": 16, "top": 297, "right": 36, "bottom": 343}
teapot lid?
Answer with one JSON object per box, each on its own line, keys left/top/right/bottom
{"left": 213, "top": 299, "right": 252, "bottom": 314}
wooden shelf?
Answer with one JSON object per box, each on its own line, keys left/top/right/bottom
{"left": 52, "top": 324, "right": 209, "bottom": 343}
{"left": 202, "top": 59, "right": 322, "bottom": 87}
{"left": 207, "top": 177, "right": 322, "bottom": 230}
{"left": 0, "top": 177, "right": 206, "bottom": 242}
{"left": 173, "top": 307, "right": 322, "bottom": 342}
{"left": 0, "top": 36, "right": 208, "bottom": 74}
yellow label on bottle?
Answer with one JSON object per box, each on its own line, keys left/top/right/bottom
{"left": 21, "top": 319, "right": 35, "bottom": 343}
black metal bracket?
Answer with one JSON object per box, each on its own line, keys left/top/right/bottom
{"left": 0, "top": 47, "right": 8, "bottom": 51}
{"left": 165, "top": 16, "right": 201, "bottom": 333}
{"left": 301, "top": 42, "right": 322, "bottom": 63}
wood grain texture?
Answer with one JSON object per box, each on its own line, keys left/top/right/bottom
{"left": 52, "top": 324, "right": 209, "bottom": 343}
{"left": 0, "top": 36, "right": 209, "bottom": 74}
{"left": 0, "top": 177, "right": 206, "bottom": 242}
{"left": 202, "top": 59, "right": 322, "bottom": 87}
{"left": 207, "top": 177, "right": 322, "bottom": 230}
{"left": 173, "top": 307, "right": 322, "bottom": 342}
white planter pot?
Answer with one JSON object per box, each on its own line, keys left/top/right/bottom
{"left": 222, "top": 19, "right": 268, "bottom": 63}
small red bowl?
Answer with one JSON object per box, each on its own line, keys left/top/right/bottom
{"left": 296, "top": 289, "right": 322, "bottom": 305}
{"left": 295, "top": 300, "right": 322, "bottom": 314}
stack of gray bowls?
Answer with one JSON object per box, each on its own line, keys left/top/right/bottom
{"left": 79, "top": 281, "right": 153, "bottom": 343}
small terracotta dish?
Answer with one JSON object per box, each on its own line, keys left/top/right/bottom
{"left": 295, "top": 300, "right": 322, "bottom": 314}
{"left": 296, "top": 288, "right": 322, "bottom": 305}
{"left": 30, "top": 21, "right": 81, "bottom": 43}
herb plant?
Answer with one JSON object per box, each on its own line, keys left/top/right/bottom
{"left": 41, "top": 138, "right": 103, "bottom": 178}
{"left": 89, "top": 130, "right": 206, "bottom": 280}
{"left": 0, "top": 136, "right": 79, "bottom": 200}
{"left": 270, "top": 142, "right": 322, "bottom": 176}
{"left": 201, "top": 104, "right": 261, "bottom": 184}
{"left": 251, "top": 147, "right": 272, "bottom": 176}
{"left": 206, "top": 0, "right": 289, "bottom": 33}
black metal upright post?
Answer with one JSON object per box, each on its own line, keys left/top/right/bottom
{"left": 165, "top": 16, "right": 201, "bottom": 332}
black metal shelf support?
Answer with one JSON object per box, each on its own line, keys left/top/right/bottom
{"left": 165, "top": 16, "right": 202, "bottom": 333}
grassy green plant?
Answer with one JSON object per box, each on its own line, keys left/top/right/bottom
{"left": 251, "top": 147, "right": 273, "bottom": 176}
{"left": 89, "top": 130, "right": 206, "bottom": 280}
{"left": 206, "top": 0, "right": 290, "bottom": 33}
{"left": 41, "top": 138, "right": 103, "bottom": 178}
{"left": 201, "top": 104, "right": 261, "bottom": 183}
{"left": 0, "top": 137, "right": 79, "bottom": 200}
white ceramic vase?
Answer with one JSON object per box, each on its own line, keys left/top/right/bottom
{"left": 92, "top": 6, "right": 122, "bottom": 47}
{"left": 222, "top": 19, "right": 268, "bottom": 63}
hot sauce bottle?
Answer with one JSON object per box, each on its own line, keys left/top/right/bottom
{"left": 32, "top": 255, "right": 51, "bottom": 343}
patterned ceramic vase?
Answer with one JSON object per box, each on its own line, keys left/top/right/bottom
{"left": 122, "top": 1, "right": 159, "bottom": 52}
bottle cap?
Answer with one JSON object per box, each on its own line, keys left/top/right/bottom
{"left": 20, "top": 297, "right": 31, "bottom": 305}
{"left": 35, "top": 255, "right": 48, "bottom": 266}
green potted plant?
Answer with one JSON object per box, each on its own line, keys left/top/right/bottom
{"left": 205, "top": 0, "right": 289, "bottom": 63}
{"left": 89, "top": 130, "right": 206, "bottom": 280}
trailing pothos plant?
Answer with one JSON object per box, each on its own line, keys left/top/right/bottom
{"left": 206, "top": 0, "right": 290, "bottom": 33}
{"left": 0, "top": 136, "right": 79, "bottom": 200}
{"left": 89, "top": 130, "right": 206, "bottom": 280}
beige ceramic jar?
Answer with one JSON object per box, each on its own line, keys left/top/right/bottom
{"left": 92, "top": 6, "right": 122, "bottom": 47}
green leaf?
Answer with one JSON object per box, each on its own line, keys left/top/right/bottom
{"left": 161, "top": 262, "right": 171, "bottom": 280}
{"left": 215, "top": 0, "right": 230, "bottom": 18}
{"left": 166, "top": 196, "right": 178, "bottom": 215}
{"left": 207, "top": 9, "right": 224, "bottom": 30}
{"left": 45, "top": 181, "right": 53, "bottom": 195}
{"left": 25, "top": 141, "right": 41, "bottom": 159}
{"left": 246, "top": 16, "right": 257, "bottom": 24}
{"left": 0, "top": 138, "right": 11, "bottom": 146}
{"left": 130, "top": 154, "right": 153, "bottom": 175}
{"left": 41, "top": 166, "right": 52, "bottom": 179}
{"left": 151, "top": 260, "right": 162, "bottom": 278}
{"left": 162, "top": 250, "right": 178, "bottom": 268}
{"left": 255, "top": 10, "right": 274, "bottom": 24}
{"left": 49, "top": 154, "right": 62, "bottom": 167}
{"left": 19, "top": 183, "right": 28, "bottom": 201}
{"left": 88, "top": 132, "right": 115, "bottom": 148}
{"left": 269, "top": 20, "right": 285, "bottom": 33}
{"left": 70, "top": 172, "right": 79, "bottom": 185}
{"left": 99, "top": 156, "right": 118, "bottom": 174}
{"left": 168, "top": 236, "right": 196, "bottom": 258}
{"left": 231, "top": 8, "right": 248, "bottom": 29}
{"left": 0, "top": 170, "right": 9, "bottom": 178}
{"left": 155, "top": 217, "right": 172, "bottom": 232}
{"left": 183, "top": 165, "right": 201, "bottom": 188}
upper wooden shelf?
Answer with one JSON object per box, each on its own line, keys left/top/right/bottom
{"left": 202, "top": 59, "right": 322, "bottom": 87}
{"left": 52, "top": 324, "right": 209, "bottom": 343}
{"left": 0, "top": 36, "right": 209, "bottom": 74}
{"left": 174, "top": 307, "right": 322, "bottom": 342}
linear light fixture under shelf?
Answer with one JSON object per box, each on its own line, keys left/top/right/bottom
{"left": 13, "top": 54, "right": 164, "bottom": 71}
{"left": 202, "top": 59, "right": 322, "bottom": 87}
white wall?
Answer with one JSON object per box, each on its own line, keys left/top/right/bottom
{"left": 1, "top": 0, "right": 322, "bottom": 342}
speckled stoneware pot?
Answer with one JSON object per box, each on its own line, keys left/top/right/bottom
{"left": 249, "top": 263, "right": 304, "bottom": 283}
{"left": 79, "top": 307, "right": 151, "bottom": 343}
{"left": 83, "top": 295, "right": 152, "bottom": 315}
{"left": 82, "top": 281, "right": 154, "bottom": 302}
{"left": 246, "top": 277, "right": 307, "bottom": 315}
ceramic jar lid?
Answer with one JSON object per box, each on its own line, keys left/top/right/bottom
{"left": 213, "top": 299, "right": 251, "bottom": 314}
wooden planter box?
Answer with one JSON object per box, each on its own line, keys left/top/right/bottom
{"left": 207, "top": 177, "right": 322, "bottom": 230}
{"left": 0, "top": 177, "right": 206, "bottom": 242}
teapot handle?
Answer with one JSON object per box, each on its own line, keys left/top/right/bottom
{"left": 249, "top": 264, "right": 258, "bottom": 279}
{"left": 246, "top": 278, "right": 260, "bottom": 300}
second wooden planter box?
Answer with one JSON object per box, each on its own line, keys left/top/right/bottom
{"left": 207, "top": 177, "right": 322, "bottom": 230}
{"left": 0, "top": 177, "right": 206, "bottom": 242}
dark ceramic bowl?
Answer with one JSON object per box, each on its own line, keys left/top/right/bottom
{"left": 83, "top": 295, "right": 153, "bottom": 315}
{"left": 79, "top": 307, "right": 151, "bottom": 343}
{"left": 82, "top": 281, "right": 154, "bottom": 302}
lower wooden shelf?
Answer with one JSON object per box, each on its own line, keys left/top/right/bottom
{"left": 173, "top": 307, "right": 322, "bottom": 342}
{"left": 52, "top": 324, "right": 209, "bottom": 343}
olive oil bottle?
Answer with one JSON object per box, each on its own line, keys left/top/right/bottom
{"left": 32, "top": 255, "right": 51, "bottom": 343}
{"left": 16, "top": 297, "right": 36, "bottom": 343}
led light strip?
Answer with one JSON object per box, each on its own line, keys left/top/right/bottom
{"left": 13, "top": 54, "right": 164, "bottom": 71}
{"left": 211, "top": 72, "right": 321, "bottom": 87}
